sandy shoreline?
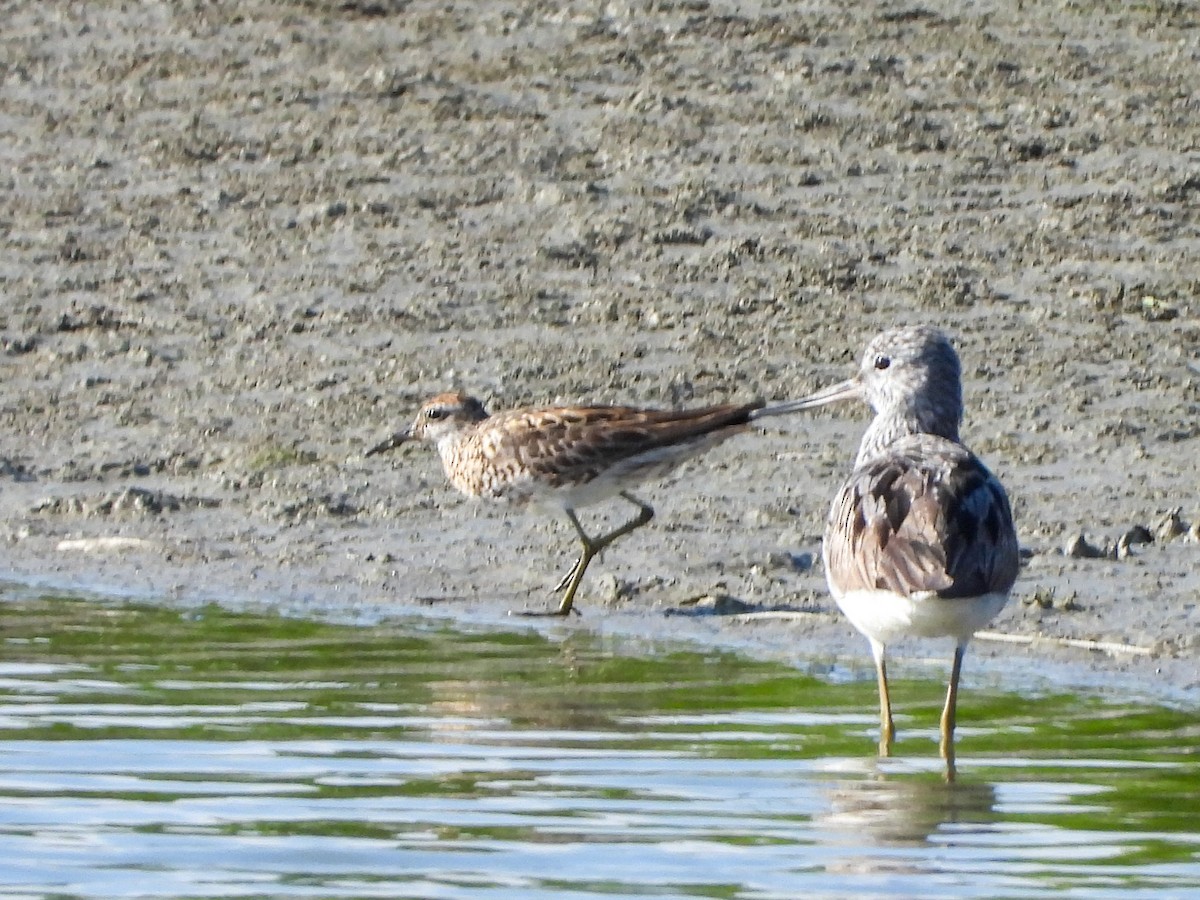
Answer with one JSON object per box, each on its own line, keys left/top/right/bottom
{"left": 3, "top": 1, "right": 1199, "bottom": 704}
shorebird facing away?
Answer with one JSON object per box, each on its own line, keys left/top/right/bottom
{"left": 761, "top": 326, "right": 1019, "bottom": 771}
{"left": 366, "top": 391, "right": 768, "bottom": 616}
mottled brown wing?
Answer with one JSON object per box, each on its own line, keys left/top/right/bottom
{"left": 825, "top": 435, "right": 1019, "bottom": 599}
{"left": 487, "top": 402, "right": 761, "bottom": 488}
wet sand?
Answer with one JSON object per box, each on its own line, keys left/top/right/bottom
{"left": 3, "top": 1, "right": 1199, "bottom": 701}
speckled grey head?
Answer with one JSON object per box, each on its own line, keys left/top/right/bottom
{"left": 857, "top": 326, "right": 963, "bottom": 431}
{"left": 754, "top": 325, "right": 965, "bottom": 465}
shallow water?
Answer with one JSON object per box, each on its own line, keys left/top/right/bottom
{"left": 0, "top": 589, "right": 1197, "bottom": 899}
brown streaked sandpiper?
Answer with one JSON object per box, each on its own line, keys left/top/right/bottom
{"left": 761, "top": 326, "right": 1019, "bottom": 772}
{"left": 367, "top": 391, "right": 775, "bottom": 617}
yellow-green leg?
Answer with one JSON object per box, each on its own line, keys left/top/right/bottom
{"left": 871, "top": 639, "right": 895, "bottom": 757}
{"left": 525, "top": 492, "right": 655, "bottom": 617}
{"left": 940, "top": 643, "right": 965, "bottom": 780}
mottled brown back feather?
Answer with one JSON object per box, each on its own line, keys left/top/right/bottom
{"left": 826, "top": 433, "right": 1019, "bottom": 599}
{"left": 481, "top": 402, "right": 761, "bottom": 489}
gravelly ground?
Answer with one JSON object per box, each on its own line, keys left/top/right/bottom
{"left": 2, "top": 0, "right": 1199, "bottom": 703}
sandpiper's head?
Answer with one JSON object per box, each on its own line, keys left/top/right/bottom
{"left": 407, "top": 392, "right": 489, "bottom": 443}
{"left": 365, "top": 391, "right": 489, "bottom": 456}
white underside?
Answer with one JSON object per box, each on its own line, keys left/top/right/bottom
{"left": 496, "top": 445, "right": 721, "bottom": 512}
{"left": 531, "top": 471, "right": 644, "bottom": 511}
{"left": 494, "top": 472, "right": 641, "bottom": 513}
{"left": 831, "top": 587, "right": 1010, "bottom": 649}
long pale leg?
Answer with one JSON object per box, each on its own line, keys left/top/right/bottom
{"left": 940, "top": 642, "right": 965, "bottom": 778}
{"left": 870, "top": 638, "right": 894, "bottom": 757}
{"left": 525, "top": 493, "right": 655, "bottom": 617}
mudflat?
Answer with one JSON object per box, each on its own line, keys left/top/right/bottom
{"left": 3, "top": 2, "right": 1198, "bottom": 700}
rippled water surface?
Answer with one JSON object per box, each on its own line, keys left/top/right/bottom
{"left": 1, "top": 588, "right": 1198, "bottom": 899}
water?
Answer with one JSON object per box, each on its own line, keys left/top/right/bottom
{"left": 1, "top": 590, "right": 1198, "bottom": 899}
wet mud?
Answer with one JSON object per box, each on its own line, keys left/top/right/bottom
{"left": 2, "top": 1, "right": 1199, "bottom": 699}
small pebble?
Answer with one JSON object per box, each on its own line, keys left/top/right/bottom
{"left": 1116, "top": 525, "right": 1153, "bottom": 559}
{"left": 677, "top": 593, "right": 757, "bottom": 615}
{"left": 1064, "top": 533, "right": 1108, "bottom": 559}
{"left": 766, "top": 550, "right": 814, "bottom": 572}
{"left": 594, "top": 572, "right": 633, "bottom": 605}
{"left": 1154, "top": 507, "right": 1187, "bottom": 542}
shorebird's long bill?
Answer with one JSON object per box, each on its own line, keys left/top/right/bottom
{"left": 365, "top": 429, "right": 412, "bottom": 457}
{"left": 751, "top": 378, "right": 863, "bottom": 419}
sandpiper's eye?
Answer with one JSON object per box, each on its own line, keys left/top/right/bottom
{"left": 873, "top": 354, "right": 891, "bottom": 370}
{"left": 425, "top": 407, "right": 445, "bottom": 421}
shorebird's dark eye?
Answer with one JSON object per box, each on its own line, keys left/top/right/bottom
{"left": 426, "top": 408, "right": 445, "bottom": 420}
{"left": 874, "top": 354, "right": 891, "bottom": 370}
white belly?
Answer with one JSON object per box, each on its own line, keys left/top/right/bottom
{"left": 830, "top": 586, "right": 1010, "bottom": 646}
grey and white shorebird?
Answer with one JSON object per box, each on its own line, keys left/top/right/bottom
{"left": 763, "top": 326, "right": 1019, "bottom": 767}
{"left": 367, "top": 391, "right": 780, "bottom": 616}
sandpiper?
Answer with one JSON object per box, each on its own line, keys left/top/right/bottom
{"left": 367, "top": 391, "right": 766, "bottom": 616}
{"left": 762, "top": 326, "right": 1019, "bottom": 768}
